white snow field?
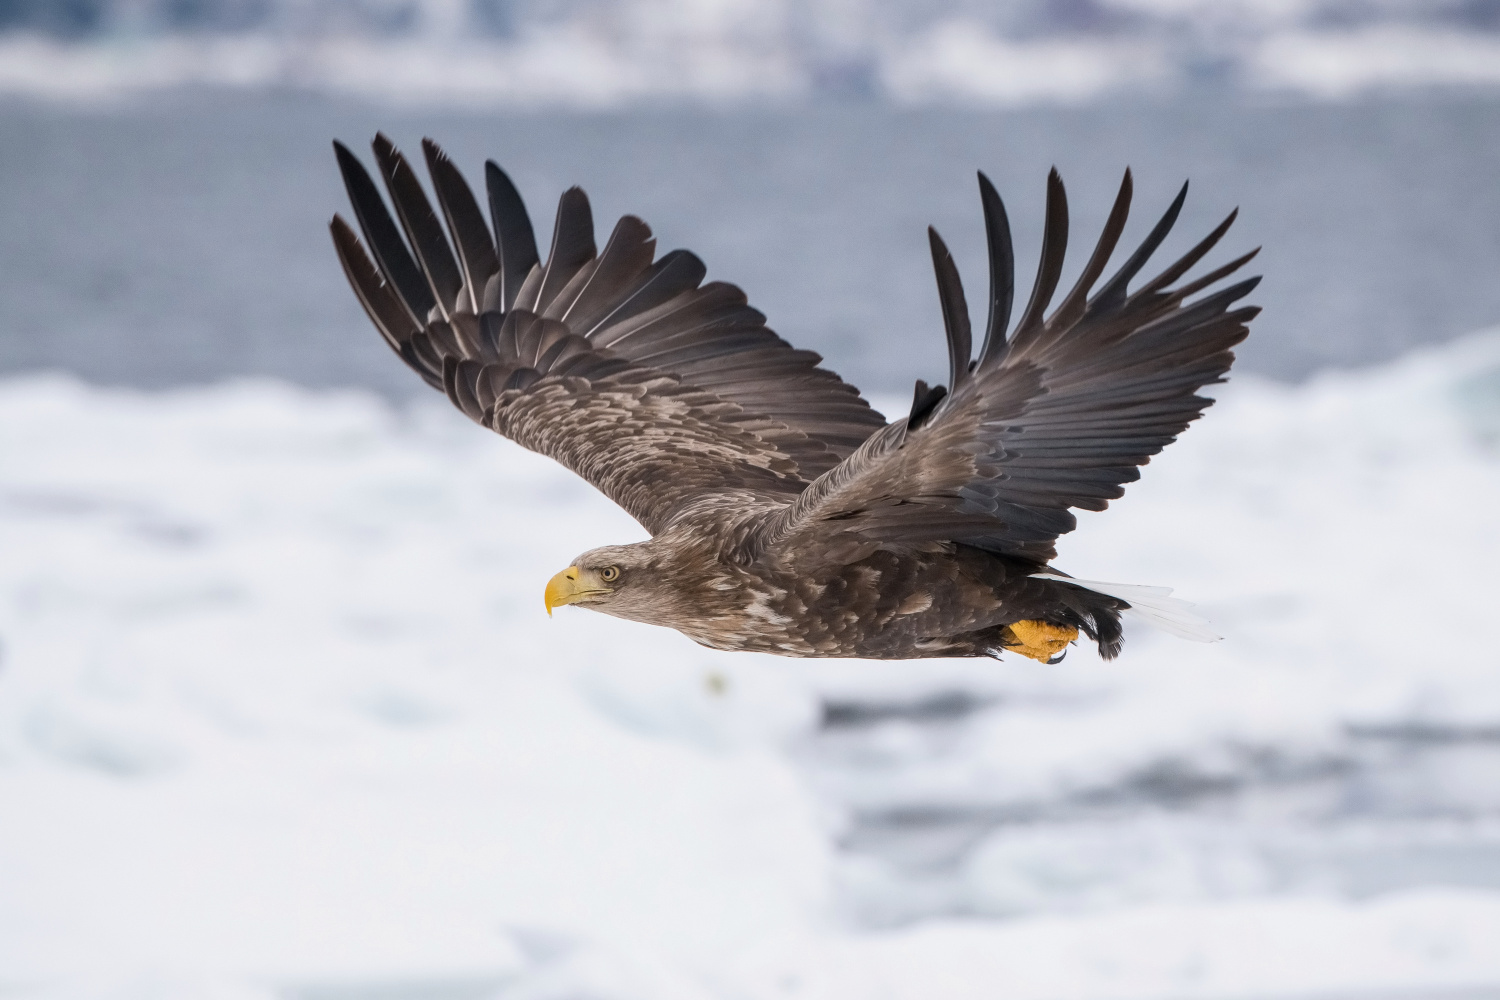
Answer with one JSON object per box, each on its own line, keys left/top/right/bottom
{"left": 2, "top": 330, "right": 1499, "bottom": 999}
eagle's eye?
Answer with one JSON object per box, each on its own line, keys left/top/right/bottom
{"left": 600, "top": 565, "right": 621, "bottom": 583}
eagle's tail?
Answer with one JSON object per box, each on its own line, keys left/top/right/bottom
{"left": 1030, "top": 573, "right": 1221, "bottom": 643}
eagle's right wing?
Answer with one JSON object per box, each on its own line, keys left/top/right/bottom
{"left": 331, "top": 136, "right": 888, "bottom": 535}
{"left": 762, "top": 169, "right": 1259, "bottom": 564}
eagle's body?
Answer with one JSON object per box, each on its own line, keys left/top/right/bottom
{"left": 331, "top": 136, "right": 1257, "bottom": 662}
{"left": 563, "top": 529, "right": 1120, "bottom": 660}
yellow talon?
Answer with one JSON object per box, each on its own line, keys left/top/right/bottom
{"left": 1004, "top": 619, "right": 1078, "bottom": 663}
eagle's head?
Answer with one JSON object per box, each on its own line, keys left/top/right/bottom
{"left": 544, "top": 542, "right": 679, "bottom": 624}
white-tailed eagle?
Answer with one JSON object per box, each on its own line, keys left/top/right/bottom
{"left": 330, "top": 135, "right": 1257, "bottom": 663}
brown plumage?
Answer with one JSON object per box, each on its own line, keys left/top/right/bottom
{"left": 330, "top": 135, "right": 1259, "bottom": 662}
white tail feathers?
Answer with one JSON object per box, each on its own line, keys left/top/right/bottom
{"left": 1029, "top": 573, "right": 1222, "bottom": 643}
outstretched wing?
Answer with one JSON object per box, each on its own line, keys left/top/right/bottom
{"left": 330, "top": 135, "right": 887, "bottom": 533}
{"left": 764, "top": 169, "right": 1259, "bottom": 563}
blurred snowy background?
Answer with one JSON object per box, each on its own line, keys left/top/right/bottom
{"left": 3, "top": 2, "right": 1500, "bottom": 998}
{"left": 5, "top": 0, "right": 1500, "bottom": 103}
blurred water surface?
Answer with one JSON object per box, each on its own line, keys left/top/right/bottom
{"left": 2, "top": 91, "right": 1500, "bottom": 395}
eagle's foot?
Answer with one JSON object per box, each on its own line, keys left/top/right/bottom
{"left": 1004, "top": 619, "right": 1079, "bottom": 663}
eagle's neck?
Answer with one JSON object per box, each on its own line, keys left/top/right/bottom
{"left": 600, "top": 516, "right": 796, "bottom": 650}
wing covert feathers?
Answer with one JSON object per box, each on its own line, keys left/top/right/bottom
{"left": 768, "top": 167, "right": 1259, "bottom": 563}
{"left": 331, "top": 136, "right": 887, "bottom": 533}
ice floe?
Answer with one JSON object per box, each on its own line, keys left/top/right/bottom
{"left": 1, "top": 329, "right": 1498, "bottom": 997}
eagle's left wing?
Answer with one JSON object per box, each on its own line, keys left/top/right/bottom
{"left": 330, "top": 136, "right": 888, "bottom": 534}
{"left": 760, "top": 169, "right": 1259, "bottom": 564}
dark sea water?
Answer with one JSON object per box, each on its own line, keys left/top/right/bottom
{"left": 2, "top": 91, "right": 1499, "bottom": 398}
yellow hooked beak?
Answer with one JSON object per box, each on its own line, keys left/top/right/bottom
{"left": 544, "top": 565, "right": 611, "bottom": 616}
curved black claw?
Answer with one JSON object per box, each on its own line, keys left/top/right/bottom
{"left": 1046, "top": 648, "right": 1069, "bottom": 665}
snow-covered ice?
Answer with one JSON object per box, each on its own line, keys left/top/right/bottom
{"left": 1, "top": 330, "right": 1499, "bottom": 998}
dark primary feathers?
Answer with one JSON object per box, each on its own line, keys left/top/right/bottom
{"left": 330, "top": 136, "right": 1258, "bottom": 660}
{"left": 331, "top": 134, "right": 887, "bottom": 533}
{"left": 767, "top": 169, "right": 1258, "bottom": 564}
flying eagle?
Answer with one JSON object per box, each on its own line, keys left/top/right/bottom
{"left": 330, "top": 135, "right": 1258, "bottom": 663}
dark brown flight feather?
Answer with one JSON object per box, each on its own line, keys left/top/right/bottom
{"left": 423, "top": 138, "right": 498, "bottom": 315}
{"left": 976, "top": 171, "right": 1015, "bottom": 368}
{"left": 483, "top": 161, "right": 540, "bottom": 313}
{"left": 372, "top": 133, "right": 464, "bottom": 322}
